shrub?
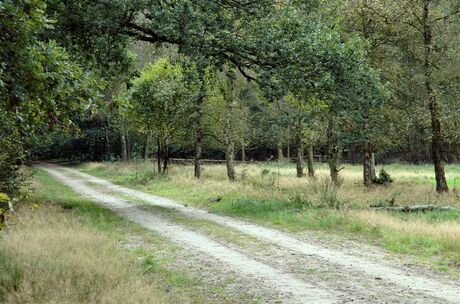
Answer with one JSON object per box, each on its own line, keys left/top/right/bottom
{"left": 373, "top": 169, "right": 393, "bottom": 185}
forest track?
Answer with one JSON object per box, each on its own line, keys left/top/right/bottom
{"left": 37, "top": 163, "right": 460, "bottom": 304}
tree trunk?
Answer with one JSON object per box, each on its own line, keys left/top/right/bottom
{"left": 241, "top": 144, "right": 246, "bottom": 163}
{"left": 225, "top": 143, "right": 236, "bottom": 181}
{"left": 104, "top": 130, "right": 110, "bottom": 160}
{"left": 371, "top": 153, "right": 376, "bottom": 179}
{"left": 224, "top": 75, "right": 236, "bottom": 181}
{"left": 328, "top": 160, "right": 339, "bottom": 185}
{"left": 194, "top": 132, "right": 203, "bottom": 178}
{"left": 120, "top": 126, "right": 128, "bottom": 162}
{"left": 162, "top": 140, "right": 169, "bottom": 173}
{"left": 363, "top": 141, "right": 373, "bottom": 187}
{"left": 307, "top": 144, "right": 315, "bottom": 178}
{"left": 194, "top": 75, "right": 206, "bottom": 179}
{"left": 104, "top": 120, "right": 111, "bottom": 160}
{"left": 157, "top": 137, "right": 162, "bottom": 173}
{"left": 277, "top": 141, "right": 284, "bottom": 162}
{"left": 326, "top": 113, "right": 340, "bottom": 185}
{"left": 295, "top": 122, "right": 304, "bottom": 178}
{"left": 122, "top": 130, "right": 131, "bottom": 160}
{"left": 457, "top": 144, "right": 460, "bottom": 163}
{"left": 143, "top": 133, "right": 150, "bottom": 161}
{"left": 423, "top": 0, "right": 448, "bottom": 192}
{"left": 362, "top": 106, "right": 376, "bottom": 186}
{"left": 286, "top": 137, "right": 291, "bottom": 162}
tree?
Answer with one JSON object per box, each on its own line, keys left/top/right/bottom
{"left": 336, "top": 0, "right": 460, "bottom": 191}
{"left": 218, "top": 70, "right": 252, "bottom": 180}
{"left": 255, "top": 13, "right": 385, "bottom": 184}
{"left": 193, "top": 67, "right": 207, "bottom": 178}
{"left": 130, "top": 59, "right": 195, "bottom": 173}
{"left": 0, "top": 0, "right": 97, "bottom": 194}
{"left": 282, "top": 95, "right": 319, "bottom": 179}
{"left": 223, "top": 73, "right": 237, "bottom": 181}
{"left": 181, "top": 60, "right": 214, "bottom": 179}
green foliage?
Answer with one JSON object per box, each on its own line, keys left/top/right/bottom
{"left": 0, "top": 125, "right": 27, "bottom": 195}
{"left": 130, "top": 59, "right": 195, "bottom": 142}
{"left": 0, "top": 194, "right": 10, "bottom": 203}
{"left": 0, "top": 0, "right": 99, "bottom": 194}
{"left": 3, "top": 0, "right": 460, "bottom": 191}
{"left": 373, "top": 169, "right": 394, "bottom": 185}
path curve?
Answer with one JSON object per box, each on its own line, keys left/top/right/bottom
{"left": 38, "top": 163, "right": 336, "bottom": 304}
{"left": 37, "top": 163, "right": 460, "bottom": 303}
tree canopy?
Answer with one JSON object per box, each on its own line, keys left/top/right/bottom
{"left": 2, "top": 0, "right": 460, "bottom": 195}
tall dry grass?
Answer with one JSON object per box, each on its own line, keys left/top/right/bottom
{"left": 352, "top": 210, "right": 460, "bottom": 249}
{"left": 77, "top": 161, "right": 460, "bottom": 268}
{"left": 0, "top": 204, "right": 163, "bottom": 304}
{"left": 81, "top": 161, "right": 460, "bottom": 207}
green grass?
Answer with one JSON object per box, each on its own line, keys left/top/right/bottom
{"left": 32, "top": 169, "right": 127, "bottom": 234}
{"left": 263, "top": 161, "right": 460, "bottom": 186}
{"left": 33, "top": 168, "right": 263, "bottom": 303}
{"left": 211, "top": 197, "right": 460, "bottom": 274}
{"left": 2, "top": 168, "right": 254, "bottom": 303}
{"left": 210, "top": 198, "right": 378, "bottom": 236}
{"left": 0, "top": 170, "right": 168, "bottom": 303}
{"left": 73, "top": 161, "right": 460, "bottom": 275}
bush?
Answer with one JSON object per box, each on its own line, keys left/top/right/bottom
{"left": 0, "top": 144, "right": 27, "bottom": 196}
{"left": 373, "top": 169, "right": 393, "bottom": 185}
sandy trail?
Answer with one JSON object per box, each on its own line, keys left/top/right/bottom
{"left": 38, "top": 163, "right": 460, "bottom": 303}
{"left": 38, "top": 163, "right": 336, "bottom": 304}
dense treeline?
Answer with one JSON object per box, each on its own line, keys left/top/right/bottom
{"left": 1, "top": 0, "right": 460, "bottom": 196}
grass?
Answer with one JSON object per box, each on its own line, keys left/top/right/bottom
{"left": 0, "top": 169, "right": 244, "bottom": 303}
{"left": 76, "top": 160, "right": 460, "bottom": 207}
{"left": 0, "top": 204, "right": 163, "bottom": 303}
{"left": 75, "top": 160, "right": 460, "bottom": 274}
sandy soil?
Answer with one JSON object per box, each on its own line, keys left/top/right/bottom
{"left": 37, "top": 163, "right": 460, "bottom": 304}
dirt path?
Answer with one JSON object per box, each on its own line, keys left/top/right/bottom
{"left": 37, "top": 163, "right": 460, "bottom": 303}
{"left": 38, "top": 163, "right": 335, "bottom": 304}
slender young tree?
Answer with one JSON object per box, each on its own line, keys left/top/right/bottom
{"left": 194, "top": 69, "right": 207, "bottom": 178}
{"left": 422, "top": 0, "right": 448, "bottom": 192}
{"left": 294, "top": 118, "right": 304, "bottom": 178}
{"left": 306, "top": 143, "right": 316, "bottom": 178}
{"left": 223, "top": 72, "right": 237, "bottom": 181}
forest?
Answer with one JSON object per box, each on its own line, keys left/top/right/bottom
{"left": 2, "top": 0, "right": 460, "bottom": 191}
{"left": 1, "top": 1, "right": 460, "bottom": 303}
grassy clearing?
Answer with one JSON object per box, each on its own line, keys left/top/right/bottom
{"left": 0, "top": 169, "right": 242, "bottom": 303}
{"left": 76, "top": 160, "right": 460, "bottom": 207}
{"left": 76, "top": 161, "right": 460, "bottom": 274}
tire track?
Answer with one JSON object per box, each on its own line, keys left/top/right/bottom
{"left": 38, "top": 163, "right": 337, "bottom": 304}
{"left": 42, "top": 163, "right": 460, "bottom": 304}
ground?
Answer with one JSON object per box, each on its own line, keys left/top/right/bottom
{"left": 1, "top": 161, "right": 460, "bottom": 303}
{"left": 77, "top": 160, "right": 460, "bottom": 271}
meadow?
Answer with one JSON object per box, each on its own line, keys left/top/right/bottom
{"left": 76, "top": 160, "right": 460, "bottom": 274}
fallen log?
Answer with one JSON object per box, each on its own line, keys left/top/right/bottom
{"left": 371, "top": 205, "right": 456, "bottom": 212}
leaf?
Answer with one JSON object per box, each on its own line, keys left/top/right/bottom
{"left": 0, "top": 193, "right": 10, "bottom": 203}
